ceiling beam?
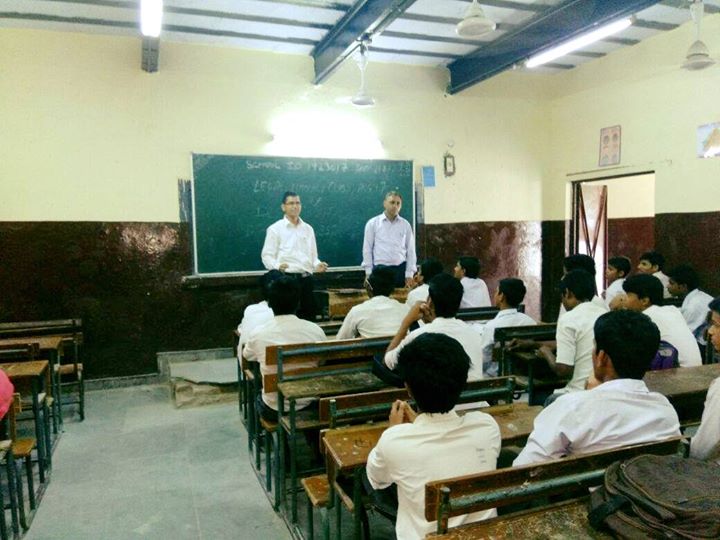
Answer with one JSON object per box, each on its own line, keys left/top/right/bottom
{"left": 447, "top": 0, "right": 663, "bottom": 94}
{"left": 312, "top": 0, "right": 418, "bottom": 84}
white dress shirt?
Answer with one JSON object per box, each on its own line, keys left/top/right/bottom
{"left": 558, "top": 295, "right": 607, "bottom": 317}
{"left": 361, "top": 213, "right": 417, "bottom": 278}
{"left": 367, "top": 410, "right": 501, "bottom": 540}
{"left": 604, "top": 278, "right": 625, "bottom": 308}
{"left": 680, "top": 288, "right": 713, "bottom": 342}
{"left": 459, "top": 277, "right": 491, "bottom": 309}
{"left": 643, "top": 305, "right": 702, "bottom": 367}
{"left": 384, "top": 317, "right": 485, "bottom": 381}
{"left": 261, "top": 217, "right": 321, "bottom": 274}
{"left": 335, "top": 295, "right": 409, "bottom": 340}
{"left": 555, "top": 301, "right": 608, "bottom": 393}
{"left": 405, "top": 284, "right": 429, "bottom": 307}
{"left": 690, "top": 377, "right": 720, "bottom": 464}
{"left": 514, "top": 379, "right": 681, "bottom": 466}
{"left": 479, "top": 309, "right": 537, "bottom": 376}
{"left": 237, "top": 301, "right": 274, "bottom": 348}
{"left": 242, "top": 314, "right": 326, "bottom": 410}
{"left": 654, "top": 271, "right": 672, "bottom": 299}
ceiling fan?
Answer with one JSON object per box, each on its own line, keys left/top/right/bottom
{"left": 682, "top": 0, "right": 716, "bottom": 70}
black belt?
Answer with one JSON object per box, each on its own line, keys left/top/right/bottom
{"left": 284, "top": 272, "right": 312, "bottom": 278}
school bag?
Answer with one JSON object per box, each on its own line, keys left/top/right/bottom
{"left": 650, "top": 340, "right": 679, "bottom": 371}
{"left": 588, "top": 454, "right": 720, "bottom": 539}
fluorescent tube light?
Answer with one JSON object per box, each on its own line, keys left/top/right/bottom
{"left": 141, "top": 0, "right": 163, "bottom": 38}
{"left": 526, "top": 18, "right": 632, "bottom": 68}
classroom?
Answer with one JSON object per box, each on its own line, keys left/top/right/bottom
{"left": 1, "top": 0, "right": 720, "bottom": 539}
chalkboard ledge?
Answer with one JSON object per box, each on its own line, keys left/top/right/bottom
{"left": 182, "top": 269, "right": 366, "bottom": 290}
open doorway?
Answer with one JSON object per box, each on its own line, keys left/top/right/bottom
{"left": 571, "top": 172, "right": 655, "bottom": 296}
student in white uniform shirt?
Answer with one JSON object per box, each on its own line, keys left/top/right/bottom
{"left": 453, "top": 256, "right": 491, "bottom": 309}
{"left": 479, "top": 278, "right": 536, "bottom": 376}
{"left": 514, "top": 310, "right": 681, "bottom": 466}
{"left": 366, "top": 333, "right": 501, "bottom": 540}
{"left": 335, "top": 266, "right": 409, "bottom": 340}
{"left": 534, "top": 270, "right": 607, "bottom": 404}
{"left": 382, "top": 273, "right": 485, "bottom": 384}
{"left": 558, "top": 254, "right": 606, "bottom": 316}
{"left": 637, "top": 250, "right": 672, "bottom": 299}
{"left": 405, "top": 258, "right": 443, "bottom": 307}
{"left": 622, "top": 274, "right": 702, "bottom": 367}
{"left": 236, "top": 270, "right": 280, "bottom": 358}
{"left": 667, "top": 265, "right": 713, "bottom": 344}
{"left": 690, "top": 297, "right": 720, "bottom": 465}
{"left": 242, "top": 276, "right": 326, "bottom": 421}
{"left": 603, "top": 256, "right": 630, "bottom": 310}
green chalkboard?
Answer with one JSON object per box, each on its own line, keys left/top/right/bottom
{"left": 191, "top": 154, "right": 414, "bottom": 275}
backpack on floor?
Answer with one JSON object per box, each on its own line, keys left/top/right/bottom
{"left": 588, "top": 454, "right": 720, "bottom": 539}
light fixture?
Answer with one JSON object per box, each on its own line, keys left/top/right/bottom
{"left": 526, "top": 17, "right": 633, "bottom": 68}
{"left": 456, "top": 0, "right": 496, "bottom": 38}
{"left": 683, "top": 1, "right": 715, "bottom": 71}
{"left": 352, "top": 40, "right": 375, "bottom": 108}
{"left": 141, "top": 0, "right": 163, "bottom": 38}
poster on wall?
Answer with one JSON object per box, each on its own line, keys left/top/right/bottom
{"left": 599, "top": 125, "right": 621, "bottom": 167}
{"left": 697, "top": 122, "right": 720, "bottom": 158}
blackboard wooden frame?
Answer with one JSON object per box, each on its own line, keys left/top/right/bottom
{"left": 190, "top": 153, "right": 415, "bottom": 276}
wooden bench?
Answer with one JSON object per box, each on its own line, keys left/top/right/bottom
{"left": 302, "top": 474, "right": 331, "bottom": 540}
{"left": 425, "top": 437, "right": 683, "bottom": 537}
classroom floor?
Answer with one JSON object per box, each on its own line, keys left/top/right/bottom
{"left": 24, "top": 385, "right": 291, "bottom": 540}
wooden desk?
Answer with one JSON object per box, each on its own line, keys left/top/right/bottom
{"left": 644, "top": 363, "right": 720, "bottom": 425}
{"left": 326, "top": 289, "right": 408, "bottom": 319}
{"left": 323, "top": 403, "right": 542, "bottom": 539}
{"left": 426, "top": 498, "right": 611, "bottom": 539}
{"left": 0, "top": 361, "right": 52, "bottom": 481}
{"left": 0, "top": 336, "right": 66, "bottom": 429}
{"left": 509, "top": 349, "right": 568, "bottom": 405}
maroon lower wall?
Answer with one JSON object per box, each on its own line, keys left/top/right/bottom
{"left": 2, "top": 212, "right": 717, "bottom": 379}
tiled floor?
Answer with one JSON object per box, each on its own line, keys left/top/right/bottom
{"left": 24, "top": 385, "right": 291, "bottom": 540}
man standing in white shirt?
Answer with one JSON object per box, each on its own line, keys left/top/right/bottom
{"left": 261, "top": 191, "right": 328, "bottom": 320}
{"left": 667, "top": 265, "right": 713, "bottom": 346}
{"left": 453, "top": 256, "right": 491, "bottom": 309}
{"left": 362, "top": 191, "right": 417, "bottom": 288}
{"left": 637, "top": 250, "right": 672, "bottom": 299}
{"left": 690, "top": 297, "right": 720, "bottom": 464}
{"left": 366, "top": 333, "right": 501, "bottom": 540}
{"left": 336, "top": 266, "right": 409, "bottom": 340}
{"left": 514, "top": 310, "right": 680, "bottom": 466}
{"left": 478, "top": 278, "right": 536, "bottom": 376}
{"left": 623, "top": 274, "right": 702, "bottom": 367}
{"left": 243, "top": 276, "right": 326, "bottom": 421}
{"left": 405, "top": 258, "right": 443, "bottom": 307}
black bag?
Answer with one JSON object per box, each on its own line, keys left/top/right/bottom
{"left": 588, "top": 454, "right": 720, "bottom": 539}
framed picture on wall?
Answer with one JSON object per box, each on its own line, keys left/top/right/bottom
{"left": 599, "top": 125, "right": 621, "bottom": 167}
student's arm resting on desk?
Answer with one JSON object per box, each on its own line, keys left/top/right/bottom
{"left": 384, "top": 303, "right": 429, "bottom": 369}
{"left": 335, "top": 307, "right": 358, "bottom": 341}
{"left": 366, "top": 401, "right": 415, "bottom": 490}
{"left": 690, "top": 378, "right": 720, "bottom": 461}
{"left": 513, "top": 401, "right": 576, "bottom": 466}
{"left": 538, "top": 321, "right": 575, "bottom": 377}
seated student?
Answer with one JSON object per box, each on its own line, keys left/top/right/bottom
{"left": 453, "top": 256, "right": 491, "bottom": 308}
{"left": 366, "top": 333, "right": 501, "bottom": 540}
{"left": 384, "top": 273, "right": 485, "bottom": 382}
{"left": 667, "top": 264, "right": 713, "bottom": 344}
{"left": 535, "top": 270, "right": 607, "bottom": 398}
{"left": 478, "top": 278, "right": 536, "bottom": 376}
{"left": 405, "top": 258, "right": 443, "bottom": 307}
{"left": 559, "top": 254, "right": 606, "bottom": 315}
{"left": 690, "top": 297, "right": 720, "bottom": 464}
{"left": 335, "top": 266, "right": 409, "bottom": 340}
{"left": 623, "top": 274, "right": 702, "bottom": 367}
{"left": 514, "top": 310, "right": 681, "bottom": 466}
{"left": 236, "top": 270, "right": 280, "bottom": 357}
{"left": 242, "top": 276, "right": 326, "bottom": 421}
{"left": 604, "top": 256, "right": 630, "bottom": 310}
{"left": 637, "top": 250, "right": 672, "bottom": 299}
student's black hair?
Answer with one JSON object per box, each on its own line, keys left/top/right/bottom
{"left": 607, "top": 256, "right": 631, "bottom": 277}
{"left": 594, "top": 310, "right": 660, "bottom": 380}
{"left": 266, "top": 276, "right": 300, "bottom": 315}
{"left": 397, "top": 333, "right": 469, "bottom": 413}
{"left": 457, "top": 256, "right": 480, "bottom": 279}
{"left": 368, "top": 266, "right": 396, "bottom": 297}
{"left": 419, "top": 258, "right": 443, "bottom": 283}
{"left": 622, "top": 274, "right": 664, "bottom": 306}
{"left": 559, "top": 270, "right": 596, "bottom": 302}
{"left": 640, "top": 251, "right": 665, "bottom": 270}
{"left": 667, "top": 264, "right": 700, "bottom": 292}
{"left": 282, "top": 191, "right": 299, "bottom": 204}
{"left": 498, "top": 278, "right": 526, "bottom": 308}
{"left": 709, "top": 296, "right": 720, "bottom": 314}
{"left": 260, "top": 270, "right": 284, "bottom": 300}
{"left": 428, "top": 273, "right": 463, "bottom": 318}
{"left": 563, "top": 254, "right": 596, "bottom": 275}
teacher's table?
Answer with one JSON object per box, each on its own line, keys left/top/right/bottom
{"left": 323, "top": 403, "right": 542, "bottom": 539}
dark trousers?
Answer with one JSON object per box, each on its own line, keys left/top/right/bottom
{"left": 372, "top": 354, "right": 405, "bottom": 388}
{"left": 286, "top": 273, "right": 317, "bottom": 320}
{"left": 375, "top": 262, "right": 406, "bottom": 288}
